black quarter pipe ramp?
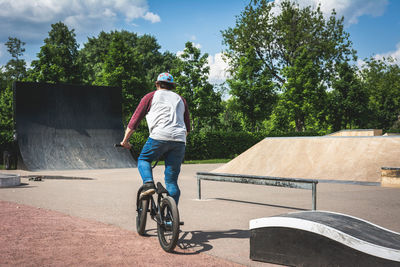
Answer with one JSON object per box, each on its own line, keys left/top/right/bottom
{"left": 14, "top": 82, "right": 136, "bottom": 171}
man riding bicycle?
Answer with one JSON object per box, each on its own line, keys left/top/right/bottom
{"left": 120, "top": 73, "right": 190, "bottom": 205}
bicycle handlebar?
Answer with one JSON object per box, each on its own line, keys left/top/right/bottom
{"left": 115, "top": 144, "right": 161, "bottom": 168}
{"left": 115, "top": 143, "right": 139, "bottom": 162}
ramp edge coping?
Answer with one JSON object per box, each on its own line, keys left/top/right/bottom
{"left": 250, "top": 210, "right": 400, "bottom": 262}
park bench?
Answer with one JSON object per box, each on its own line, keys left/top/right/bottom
{"left": 196, "top": 172, "right": 318, "bottom": 210}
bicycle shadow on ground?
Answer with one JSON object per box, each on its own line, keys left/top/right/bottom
{"left": 144, "top": 228, "right": 249, "bottom": 255}
{"left": 170, "top": 199, "right": 307, "bottom": 254}
{"left": 176, "top": 229, "right": 249, "bottom": 254}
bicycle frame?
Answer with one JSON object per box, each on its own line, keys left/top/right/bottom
{"left": 116, "top": 143, "right": 180, "bottom": 252}
{"left": 136, "top": 182, "right": 169, "bottom": 227}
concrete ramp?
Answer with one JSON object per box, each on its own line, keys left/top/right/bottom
{"left": 213, "top": 136, "right": 400, "bottom": 183}
{"left": 329, "top": 129, "right": 383, "bottom": 136}
{"left": 250, "top": 211, "right": 400, "bottom": 266}
{"left": 14, "top": 82, "right": 136, "bottom": 171}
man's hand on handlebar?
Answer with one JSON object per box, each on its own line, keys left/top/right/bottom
{"left": 120, "top": 141, "right": 132, "bottom": 150}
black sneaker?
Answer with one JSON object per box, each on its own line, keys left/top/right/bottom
{"left": 139, "top": 182, "right": 156, "bottom": 199}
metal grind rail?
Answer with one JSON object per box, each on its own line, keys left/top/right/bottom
{"left": 196, "top": 172, "right": 318, "bottom": 210}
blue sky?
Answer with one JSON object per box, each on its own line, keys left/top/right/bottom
{"left": 0, "top": 0, "right": 399, "bottom": 83}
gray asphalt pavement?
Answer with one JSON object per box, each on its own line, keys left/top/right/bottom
{"left": 1, "top": 164, "right": 400, "bottom": 266}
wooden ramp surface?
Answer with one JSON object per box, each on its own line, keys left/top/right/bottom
{"left": 214, "top": 136, "right": 400, "bottom": 183}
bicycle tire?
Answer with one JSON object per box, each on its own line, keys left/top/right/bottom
{"left": 157, "top": 196, "right": 180, "bottom": 252}
{"left": 136, "top": 197, "right": 149, "bottom": 236}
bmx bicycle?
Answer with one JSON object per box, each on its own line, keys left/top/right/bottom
{"left": 115, "top": 144, "right": 182, "bottom": 252}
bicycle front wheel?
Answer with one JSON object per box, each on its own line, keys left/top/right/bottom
{"left": 136, "top": 197, "right": 149, "bottom": 236}
{"left": 157, "top": 196, "right": 180, "bottom": 252}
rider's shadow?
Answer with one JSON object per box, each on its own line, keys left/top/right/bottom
{"left": 176, "top": 229, "right": 249, "bottom": 254}
{"left": 144, "top": 228, "right": 249, "bottom": 255}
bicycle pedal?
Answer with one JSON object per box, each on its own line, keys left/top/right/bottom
{"left": 179, "top": 221, "right": 184, "bottom": 226}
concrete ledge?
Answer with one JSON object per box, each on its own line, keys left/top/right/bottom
{"left": 381, "top": 167, "right": 400, "bottom": 188}
{"left": 0, "top": 173, "right": 21, "bottom": 187}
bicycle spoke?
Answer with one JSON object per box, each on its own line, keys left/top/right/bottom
{"left": 157, "top": 196, "right": 180, "bottom": 252}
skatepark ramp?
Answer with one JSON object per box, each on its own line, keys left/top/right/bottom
{"left": 214, "top": 136, "right": 400, "bottom": 184}
{"left": 250, "top": 211, "right": 400, "bottom": 266}
{"left": 14, "top": 82, "right": 136, "bottom": 171}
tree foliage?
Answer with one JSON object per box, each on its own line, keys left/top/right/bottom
{"left": 4, "top": 37, "right": 27, "bottom": 81}
{"left": 226, "top": 49, "right": 277, "bottom": 131}
{"left": 222, "top": 0, "right": 356, "bottom": 132}
{"left": 172, "top": 42, "right": 222, "bottom": 130}
{"left": 328, "top": 62, "right": 369, "bottom": 131}
{"left": 79, "top": 30, "right": 166, "bottom": 122}
{"left": 29, "top": 22, "right": 82, "bottom": 83}
{"left": 360, "top": 57, "right": 400, "bottom": 130}
{"left": 0, "top": 37, "right": 28, "bottom": 144}
{"left": 2, "top": 10, "right": 400, "bottom": 155}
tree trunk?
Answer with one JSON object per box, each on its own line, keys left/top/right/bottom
{"left": 295, "top": 117, "right": 304, "bottom": 132}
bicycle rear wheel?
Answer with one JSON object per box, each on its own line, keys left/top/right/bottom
{"left": 157, "top": 196, "right": 180, "bottom": 252}
{"left": 136, "top": 197, "right": 149, "bottom": 236}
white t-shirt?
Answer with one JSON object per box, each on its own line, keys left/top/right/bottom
{"left": 127, "top": 89, "right": 190, "bottom": 143}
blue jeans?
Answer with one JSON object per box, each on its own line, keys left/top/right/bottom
{"left": 137, "top": 137, "right": 185, "bottom": 205}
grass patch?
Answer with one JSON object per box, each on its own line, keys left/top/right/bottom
{"left": 152, "top": 158, "right": 231, "bottom": 166}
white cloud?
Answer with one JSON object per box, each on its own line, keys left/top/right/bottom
{"left": 273, "top": 0, "right": 388, "bottom": 26}
{"left": 193, "top": 43, "right": 202, "bottom": 49}
{"left": 0, "top": 0, "right": 160, "bottom": 23}
{"left": 103, "top": 8, "right": 117, "bottom": 18}
{"left": 0, "top": 43, "right": 4, "bottom": 61}
{"left": 356, "top": 43, "right": 400, "bottom": 69}
{"left": 0, "top": 42, "right": 9, "bottom": 66}
{"left": 142, "top": 12, "right": 161, "bottom": 23}
{"left": 356, "top": 58, "right": 366, "bottom": 69}
{"left": 208, "top": 53, "right": 230, "bottom": 84}
{"left": 0, "top": 0, "right": 161, "bottom": 43}
{"left": 313, "top": 0, "right": 388, "bottom": 25}
{"left": 175, "top": 51, "right": 230, "bottom": 84}
{"left": 374, "top": 42, "right": 400, "bottom": 63}
{"left": 176, "top": 42, "right": 202, "bottom": 58}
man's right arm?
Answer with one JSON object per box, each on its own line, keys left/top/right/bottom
{"left": 127, "top": 92, "right": 155, "bottom": 130}
{"left": 120, "top": 92, "right": 154, "bottom": 148}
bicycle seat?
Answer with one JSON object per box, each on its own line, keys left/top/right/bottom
{"left": 156, "top": 182, "right": 169, "bottom": 195}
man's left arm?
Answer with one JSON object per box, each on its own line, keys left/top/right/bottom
{"left": 182, "top": 97, "right": 191, "bottom": 134}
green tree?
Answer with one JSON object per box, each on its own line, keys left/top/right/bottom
{"left": 80, "top": 30, "right": 166, "bottom": 122}
{"left": 360, "top": 57, "right": 400, "bottom": 130}
{"left": 0, "top": 68, "right": 7, "bottom": 90}
{"left": 29, "top": 22, "right": 82, "bottom": 83}
{"left": 95, "top": 31, "right": 148, "bottom": 121}
{"left": 0, "top": 84, "right": 13, "bottom": 142}
{"left": 219, "top": 97, "right": 245, "bottom": 131}
{"left": 279, "top": 47, "right": 328, "bottom": 132}
{"left": 222, "top": 0, "right": 356, "bottom": 132}
{"left": 328, "top": 62, "right": 369, "bottom": 131}
{"left": 226, "top": 49, "right": 277, "bottom": 131}
{"left": 4, "top": 37, "right": 27, "bottom": 81}
{"left": 0, "top": 37, "right": 28, "bottom": 145}
{"left": 0, "top": 70, "right": 14, "bottom": 144}
{"left": 172, "top": 42, "right": 222, "bottom": 130}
